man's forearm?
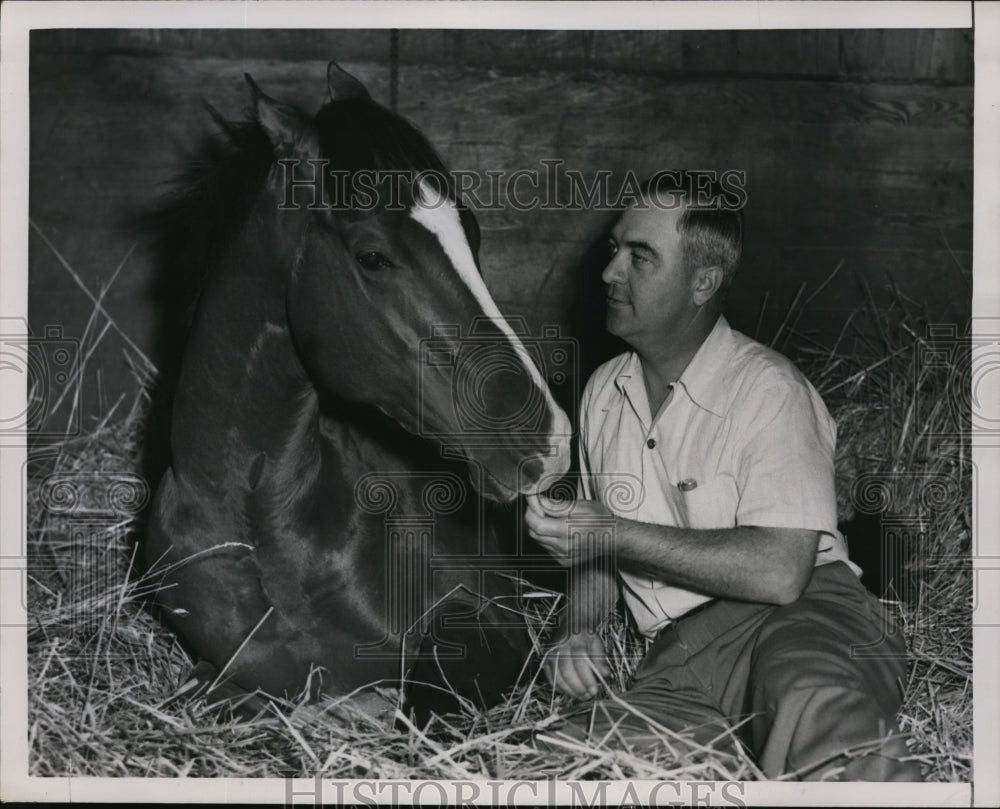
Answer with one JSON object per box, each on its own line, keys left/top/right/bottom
{"left": 613, "top": 518, "right": 819, "bottom": 605}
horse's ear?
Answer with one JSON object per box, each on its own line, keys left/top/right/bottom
{"left": 245, "top": 73, "right": 319, "bottom": 159}
{"left": 327, "top": 61, "right": 371, "bottom": 101}
{"left": 202, "top": 99, "right": 238, "bottom": 142}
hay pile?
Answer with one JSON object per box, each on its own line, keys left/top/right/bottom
{"left": 797, "top": 289, "right": 972, "bottom": 783}
{"left": 25, "top": 291, "right": 971, "bottom": 781}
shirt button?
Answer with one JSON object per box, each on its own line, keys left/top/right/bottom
{"left": 646, "top": 438, "right": 657, "bottom": 449}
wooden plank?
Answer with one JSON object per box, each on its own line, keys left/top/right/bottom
{"left": 31, "top": 28, "right": 973, "bottom": 84}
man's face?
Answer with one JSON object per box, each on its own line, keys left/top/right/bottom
{"left": 602, "top": 202, "right": 696, "bottom": 347}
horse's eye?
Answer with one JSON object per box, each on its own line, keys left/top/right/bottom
{"left": 356, "top": 251, "right": 394, "bottom": 271}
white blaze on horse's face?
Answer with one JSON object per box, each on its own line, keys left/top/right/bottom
{"left": 408, "top": 179, "right": 572, "bottom": 491}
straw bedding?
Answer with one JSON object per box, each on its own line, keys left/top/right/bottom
{"left": 25, "top": 284, "right": 971, "bottom": 781}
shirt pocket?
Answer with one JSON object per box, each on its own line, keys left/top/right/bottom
{"left": 677, "top": 475, "right": 739, "bottom": 530}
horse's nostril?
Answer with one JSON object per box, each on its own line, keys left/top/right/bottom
{"left": 519, "top": 456, "right": 547, "bottom": 488}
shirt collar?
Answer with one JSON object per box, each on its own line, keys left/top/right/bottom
{"left": 613, "top": 353, "right": 652, "bottom": 429}
{"left": 613, "top": 315, "right": 736, "bottom": 420}
{"left": 675, "top": 315, "right": 736, "bottom": 417}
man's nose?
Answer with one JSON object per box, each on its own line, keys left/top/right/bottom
{"left": 601, "top": 254, "right": 626, "bottom": 285}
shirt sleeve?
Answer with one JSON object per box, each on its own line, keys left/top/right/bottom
{"left": 733, "top": 376, "right": 840, "bottom": 540}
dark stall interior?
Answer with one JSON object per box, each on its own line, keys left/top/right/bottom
{"left": 29, "top": 28, "right": 972, "bottom": 431}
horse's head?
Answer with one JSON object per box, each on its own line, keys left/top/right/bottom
{"left": 248, "top": 68, "right": 571, "bottom": 502}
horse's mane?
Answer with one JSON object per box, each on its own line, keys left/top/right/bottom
{"left": 138, "top": 115, "right": 274, "bottom": 328}
{"left": 315, "top": 98, "right": 480, "bottom": 250}
{"left": 315, "top": 98, "right": 455, "bottom": 184}
{"left": 143, "top": 96, "right": 471, "bottom": 320}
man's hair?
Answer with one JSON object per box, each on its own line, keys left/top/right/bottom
{"left": 640, "top": 171, "right": 744, "bottom": 289}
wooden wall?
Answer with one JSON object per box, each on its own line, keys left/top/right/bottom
{"left": 27, "top": 28, "right": 973, "bottom": 427}
{"left": 43, "top": 28, "right": 974, "bottom": 84}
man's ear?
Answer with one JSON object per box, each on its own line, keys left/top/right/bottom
{"left": 692, "top": 265, "right": 725, "bottom": 306}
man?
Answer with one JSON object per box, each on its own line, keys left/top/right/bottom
{"left": 525, "top": 172, "right": 919, "bottom": 781}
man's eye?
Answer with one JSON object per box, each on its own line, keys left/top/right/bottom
{"left": 356, "top": 251, "right": 395, "bottom": 271}
{"left": 631, "top": 252, "right": 650, "bottom": 267}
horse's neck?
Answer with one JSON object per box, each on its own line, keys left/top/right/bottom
{"left": 169, "top": 229, "right": 322, "bottom": 504}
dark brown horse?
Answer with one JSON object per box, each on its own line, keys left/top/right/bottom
{"left": 145, "top": 64, "right": 571, "bottom": 721}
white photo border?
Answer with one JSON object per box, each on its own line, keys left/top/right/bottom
{"left": 1, "top": 2, "right": 992, "bottom": 805}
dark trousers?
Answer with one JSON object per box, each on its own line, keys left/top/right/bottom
{"left": 551, "top": 562, "right": 914, "bottom": 780}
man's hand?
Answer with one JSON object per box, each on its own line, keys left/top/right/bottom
{"left": 526, "top": 495, "right": 618, "bottom": 697}
{"left": 524, "top": 494, "right": 615, "bottom": 567}
{"left": 543, "top": 630, "right": 612, "bottom": 700}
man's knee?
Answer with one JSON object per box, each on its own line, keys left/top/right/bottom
{"left": 753, "top": 596, "right": 907, "bottom": 718}
{"left": 746, "top": 600, "right": 915, "bottom": 780}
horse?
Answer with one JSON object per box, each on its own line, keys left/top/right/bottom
{"left": 144, "top": 63, "right": 572, "bottom": 722}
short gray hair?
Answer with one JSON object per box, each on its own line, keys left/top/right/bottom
{"left": 640, "top": 171, "right": 744, "bottom": 287}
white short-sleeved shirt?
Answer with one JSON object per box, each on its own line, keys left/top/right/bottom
{"left": 579, "top": 315, "right": 860, "bottom": 637}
